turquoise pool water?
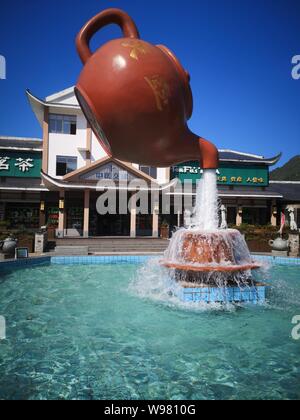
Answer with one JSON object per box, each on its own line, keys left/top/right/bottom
{"left": 0, "top": 260, "right": 299, "bottom": 400}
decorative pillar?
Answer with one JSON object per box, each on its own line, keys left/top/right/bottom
{"left": 39, "top": 200, "right": 46, "bottom": 228}
{"left": 236, "top": 206, "right": 243, "bottom": 227}
{"left": 130, "top": 197, "right": 137, "bottom": 238}
{"left": 289, "top": 233, "right": 299, "bottom": 257}
{"left": 83, "top": 189, "right": 90, "bottom": 238}
{"left": 42, "top": 107, "right": 49, "bottom": 174}
{"left": 57, "top": 191, "right": 65, "bottom": 238}
{"left": 271, "top": 200, "right": 277, "bottom": 227}
{"left": 152, "top": 202, "right": 159, "bottom": 238}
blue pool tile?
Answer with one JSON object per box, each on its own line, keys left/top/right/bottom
{"left": 0, "top": 256, "right": 51, "bottom": 272}
{"left": 253, "top": 254, "right": 300, "bottom": 266}
{"left": 179, "top": 284, "right": 267, "bottom": 304}
{"left": 50, "top": 255, "right": 154, "bottom": 266}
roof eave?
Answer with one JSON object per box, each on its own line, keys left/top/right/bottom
{"left": 26, "top": 90, "right": 81, "bottom": 127}
{"left": 219, "top": 153, "right": 282, "bottom": 166}
{"left": 41, "top": 171, "right": 177, "bottom": 192}
{"left": 26, "top": 90, "right": 45, "bottom": 128}
{"left": 45, "top": 86, "right": 75, "bottom": 102}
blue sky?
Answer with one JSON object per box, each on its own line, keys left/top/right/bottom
{"left": 0, "top": 0, "right": 299, "bottom": 167}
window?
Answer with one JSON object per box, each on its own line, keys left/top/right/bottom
{"left": 139, "top": 166, "right": 157, "bottom": 179}
{"left": 243, "top": 208, "right": 268, "bottom": 226}
{"left": 56, "top": 156, "right": 77, "bottom": 176}
{"left": 227, "top": 207, "right": 237, "bottom": 225}
{"left": 49, "top": 114, "right": 77, "bottom": 135}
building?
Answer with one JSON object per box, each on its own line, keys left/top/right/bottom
{"left": 0, "top": 136, "right": 45, "bottom": 230}
{"left": 0, "top": 86, "right": 300, "bottom": 238}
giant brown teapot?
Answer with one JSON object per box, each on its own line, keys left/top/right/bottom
{"left": 75, "top": 8, "right": 219, "bottom": 169}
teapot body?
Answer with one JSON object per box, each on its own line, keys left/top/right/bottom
{"left": 269, "top": 237, "right": 289, "bottom": 251}
{"left": 0, "top": 237, "right": 17, "bottom": 256}
{"left": 76, "top": 8, "right": 219, "bottom": 169}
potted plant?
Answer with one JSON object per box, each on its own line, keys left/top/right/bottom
{"left": 160, "top": 220, "right": 170, "bottom": 240}
{"left": 16, "top": 228, "right": 35, "bottom": 253}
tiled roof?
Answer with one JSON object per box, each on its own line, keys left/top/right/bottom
{"left": 269, "top": 182, "right": 300, "bottom": 201}
{"left": 0, "top": 136, "right": 42, "bottom": 150}
{"left": 219, "top": 150, "right": 281, "bottom": 165}
{"left": 217, "top": 185, "right": 283, "bottom": 198}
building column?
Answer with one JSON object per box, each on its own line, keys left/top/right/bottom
{"left": 130, "top": 197, "right": 137, "bottom": 238}
{"left": 57, "top": 191, "right": 66, "bottom": 238}
{"left": 39, "top": 200, "right": 46, "bottom": 228}
{"left": 83, "top": 189, "right": 90, "bottom": 238}
{"left": 86, "top": 123, "right": 92, "bottom": 166}
{"left": 271, "top": 199, "right": 277, "bottom": 227}
{"left": 152, "top": 203, "right": 159, "bottom": 238}
{"left": 236, "top": 205, "right": 243, "bottom": 227}
{"left": 42, "top": 107, "right": 49, "bottom": 174}
{"left": 177, "top": 210, "right": 181, "bottom": 228}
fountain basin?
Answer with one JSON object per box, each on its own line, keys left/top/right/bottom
{"left": 161, "top": 229, "right": 262, "bottom": 274}
{"left": 176, "top": 283, "right": 267, "bottom": 304}
{"left": 163, "top": 262, "right": 261, "bottom": 272}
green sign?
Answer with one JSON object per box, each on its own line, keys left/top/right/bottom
{"left": 172, "top": 162, "right": 269, "bottom": 187}
{"left": 0, "top": 151, "right": 42, "bottom": 178}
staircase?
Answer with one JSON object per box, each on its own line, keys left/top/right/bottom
{"left": 55, "top": 237, "right": 169, "bottom": 255}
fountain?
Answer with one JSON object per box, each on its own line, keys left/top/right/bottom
{"left": 160, "top": 171, "right": 265, "bottom": 304}
{"left": 75, "top": 8, "right": 265, "bottom": 304}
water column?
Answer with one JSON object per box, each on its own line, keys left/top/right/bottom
{"left": 191, "top": 170, "right": 219, "bottom": 231}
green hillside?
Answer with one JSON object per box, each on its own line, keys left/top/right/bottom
{"left": 270, "top": 155, "right": 300, "bottom": 181}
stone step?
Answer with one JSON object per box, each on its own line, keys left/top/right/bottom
{"left": 54, "top": 239, "right": 169, "bottom": 255}
{"left": 87, "top": 244, "right": 168, "bottom": 248}
{"left": 55, "top": 246, "right": 89, "bottom": 256}
{"left": 54, "top": 245, "right": 167, "bottom": 255}
{"left": 56, "top": 240, "right": 168, "bottom": 246}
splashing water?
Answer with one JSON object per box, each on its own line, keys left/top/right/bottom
{"left": 191, "top": 169, "right": 219, "bottom": 230}
{"left": 129, "top": 258, "right": 238, "bottom": 312}
{"left": 133, "top": 169, "right": 263, "bottom": 305}
{"left": 163, "top": 228, "right": 255, "bottom": 270}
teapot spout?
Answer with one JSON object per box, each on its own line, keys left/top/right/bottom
{"left": 172, "top": 130, "right": 219, "bottom": 169}
{"left": 199, "top": 137, "right": 219, "bottom": 170}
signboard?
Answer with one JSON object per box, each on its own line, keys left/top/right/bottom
{"left": 0, "top": 151, "right": 42, "bottom": 178}
{"left": 80, "top": 163, "right": 135, "bottom": 182}
{"left": 172, "top": 162, "right": 269, "bottom": 187}
{"left": 15, "top": 248, "right": 29, "bottom": 259}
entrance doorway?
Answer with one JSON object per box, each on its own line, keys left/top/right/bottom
{"left": 96, "top": 214, "right": 130, "bottom": 236}
{"left": 243, "top": 207, "right": 268, "bottom": 225}
{"left": 89, "top": 192, "right": 130, "bottom": 237}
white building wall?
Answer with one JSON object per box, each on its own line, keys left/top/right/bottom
{"left": 157, "top": 168, "right": 169, "bottom": 184}
{"left": 91, "top": 132, "right": 108, "bottom": 162}
{"left": 46, "top": 87, "right": 79, "bottom": 106}
{"left": 45, "top": 88, "right": 171, "bottom": 183}
{"left": 48, "top": 111, "right": 88, "bottom": 179}
{"left": 132, "top": 164, "right": 169, "bottom": 185}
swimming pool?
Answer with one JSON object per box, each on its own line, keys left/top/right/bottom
{"left": 0, "top": 257, "right": 299, "bottom": 400}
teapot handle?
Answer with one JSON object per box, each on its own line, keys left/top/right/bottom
{"left": 76, "top": 8, "right": 140, "bottom": 64}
